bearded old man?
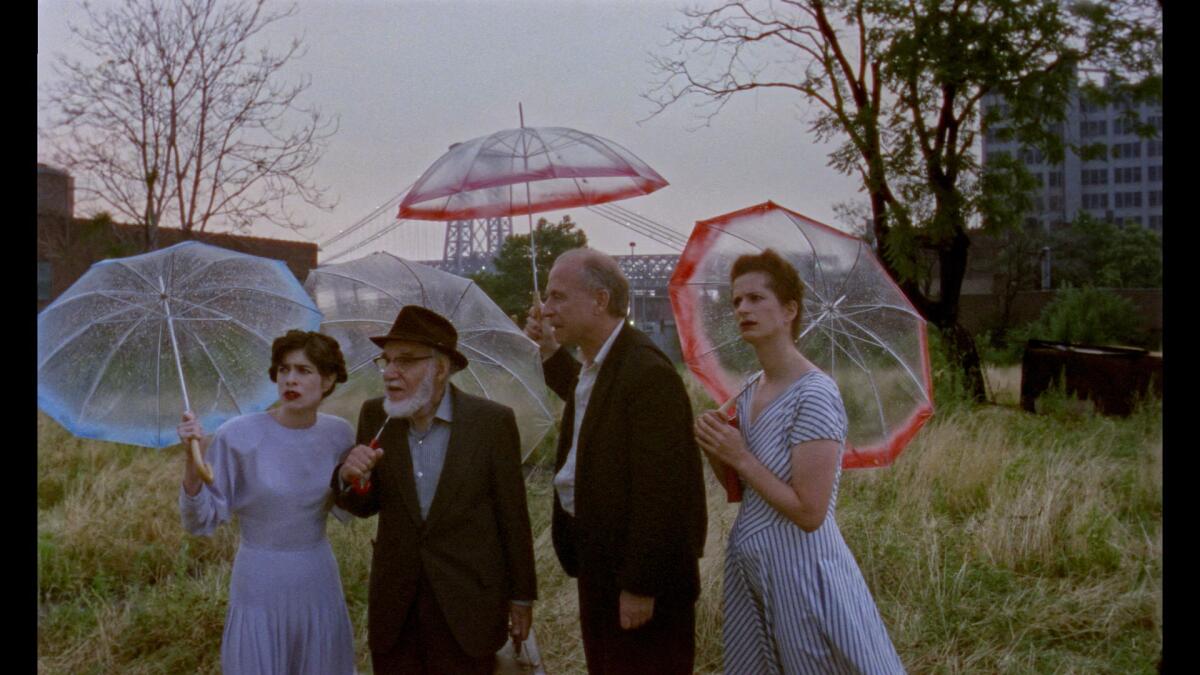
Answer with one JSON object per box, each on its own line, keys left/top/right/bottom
{"left": 333, "top": 305, "right": 537, "bottom": 674}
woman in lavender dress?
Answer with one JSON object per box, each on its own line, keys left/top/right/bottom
{"left": 177, "top": 330, "right": 357, "bottom": 674}
{"left": 695, "top": 250, "right": 903, "bottom": 674}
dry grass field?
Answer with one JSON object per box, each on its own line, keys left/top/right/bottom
{"left": 37, "top": 365, "right": 1161, "bottom": 673}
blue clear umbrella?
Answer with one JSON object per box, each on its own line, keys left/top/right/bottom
{"left": 37, "top": 241, "right": 322, "bottom": 482}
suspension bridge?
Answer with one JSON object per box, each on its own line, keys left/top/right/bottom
{"left": 317, "top": 184, "right": 689, "bottom": 290}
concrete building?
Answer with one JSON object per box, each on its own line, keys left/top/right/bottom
{"left": 981, "top": 84, "right": 1163, "bottom": 233}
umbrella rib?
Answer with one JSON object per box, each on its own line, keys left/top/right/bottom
{"left": 310, "top": 267, "right": 424, "bottom": 305}
{"left": 833, "top": 313, "right": 929, "bottom": 398}
{"left": 830, "top": 314, "right": 891, "bottom": 436}
{"left": 177, "top": 320, "right": 250, "bottom": 416}
{"left": 38, "top": 302, "right": 159, "bottom": 371}
{"left": 688, "top": 333, "right": 751, "bottom": 362}
{"left": 446, "top": 282, "right": 476, "bottom": 321}
{"left": 457, "top": 339, "right": 556, "bottom": 421}
{"left": 836, "top": 302, "right": 926, "bottom": 321}
{"left": 108, "top": 259, "right": 167, "bottom": 292}
{"left": 321, "top": 318, "right": 394, "bottom": 328}
{"left": 165, "top": 293, "right": 288, "bottom": 348}
{"left": 784, "top": 214, "right": 833, "bottom": 298}
{"left": 827, "top": 242, "right": 868, "bottom": 308}
{"left": 156, "top": 319, "right": 164, "bottom": 444}
{"left": 75, "top": 314, "right": 153, "bottom": 426}
{"left": 175, "top": 286, "right": 319, "bottom": 317}
{"left": 171, "top": 251, "right": 234, "bottom": 288}
{"left": 394, "top": 258, "right": 432, "bottom": 306}
{"left": 40, "top": 288, "right": 159, "bottom": 315}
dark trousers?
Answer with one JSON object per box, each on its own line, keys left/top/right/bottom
{"left": 371, "top": 573, "right": 493, "bottom": 675}
{"left": 578, "top": 576, "right": 697, "bottom": 675}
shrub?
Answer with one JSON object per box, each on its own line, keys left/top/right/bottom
{"left": 1016, "top": 286, "right": 1148, "bottom": 349}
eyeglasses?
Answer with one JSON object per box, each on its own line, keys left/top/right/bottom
{"left": 373, "top": 354, "right": 434, "bottom": 373}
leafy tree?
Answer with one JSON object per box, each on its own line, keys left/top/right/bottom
{"left": 646, "top": 0, "right": 1161, "bottom": 401}
{"left": 1047, "top": 213, "right": 1162, "bottom": 289}
{"left": 990, "top": 220, "right": 1049, "bottom": 335}
{"left": 40, "top": 0, "right": 337, "bottom": 250}
{"left": 471, "top": 216, "right": 588, "bottom": 319}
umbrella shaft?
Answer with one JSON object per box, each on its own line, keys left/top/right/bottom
{"left": 160, "top": 277, "right": 193, "bottom": 412}
{"left": 527, "top": 208, "right": 539, "bottom": 297}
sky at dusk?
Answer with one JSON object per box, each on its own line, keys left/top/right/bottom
{"left": 37, "top": 0, "right": 863, "bottom": 261}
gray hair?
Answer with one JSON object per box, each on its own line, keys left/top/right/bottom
{"left": 558, "top": 248, "right": 629, "bottom": 318}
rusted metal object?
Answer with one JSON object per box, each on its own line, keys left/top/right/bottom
{"left": 1020, "top": 340, "right": 1163, "bottom": 416}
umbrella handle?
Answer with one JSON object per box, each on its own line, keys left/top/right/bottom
{"left": 189, "top": 438, "right": 214, "bottom": 485}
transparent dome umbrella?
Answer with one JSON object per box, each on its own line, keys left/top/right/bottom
{"left": 304, "top": 252, "right": 555, "bottom": 461}
{"left": 668, "top": 202, "right": 934, "bottom": 469}
{"left": 397, "top": 106, "right": 668, "bottom": 295}
{"left": 37, "top": 241, "right": 324, "bottom": 482}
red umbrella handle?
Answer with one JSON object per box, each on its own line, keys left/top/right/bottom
{"left": 352, "top": 436, "right": 379, "bottom": 495}
{"left": 720, "top": 411, "right": 743, "bottom": 503}
{"left": 353, "top": 420, "right": 389, "bottom": 494}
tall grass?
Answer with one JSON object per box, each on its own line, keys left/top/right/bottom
{"left": 37, "top": 366, "right": 1161, "bottom": 673}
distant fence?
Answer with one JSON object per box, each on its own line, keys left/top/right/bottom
{"left": 958, "top": 289, "right": 1162, "bottom": 345}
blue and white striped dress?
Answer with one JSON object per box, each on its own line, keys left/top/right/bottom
{"left": 723, "top": 370, "right": 904, "bottom": 675}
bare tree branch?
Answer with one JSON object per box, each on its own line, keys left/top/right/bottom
{"left": 39, "top": 0, "right": 337, "bottom": 244}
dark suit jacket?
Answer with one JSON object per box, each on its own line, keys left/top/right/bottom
{"left": 332, "top": 385, "right": 537, "bottom": 657}
{"left": 544, "top": 324, "right": 707, "bottom": 604}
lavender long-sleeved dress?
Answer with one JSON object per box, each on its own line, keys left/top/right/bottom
{"left": 180, "top": 412, "right": 356, "bottom": 675}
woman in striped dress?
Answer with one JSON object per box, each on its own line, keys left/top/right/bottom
{"left": 694, "top": 249, "right": 904, "bottom": 674}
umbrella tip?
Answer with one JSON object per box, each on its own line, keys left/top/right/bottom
{"left": 519, "top": 102, "right": 524, "bottom": 128}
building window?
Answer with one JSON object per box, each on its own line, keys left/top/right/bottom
{"left": 1018, "top": 147, "right": 1045, "bottom": 164}
{"left": 1146, "top": 140, "right": 1163, "bottom": 157}
{"left": 1149, "top": 190, "right": 1163, "bottom": 207}
{"left": 1148, "top": 165, "right": 1163, "bottom": 182}
{"left": 38, "top": 262, "right": 52, "bottom": 301}
{"left": 1081, "top": 168, "right": 1108, "bottom": 186}
{"left": 1034, "top": 172, "right": 1044, "bottom": 187}
{"left": 1149, "top": 215, "right": 1162, "bottom": 231}
{"left": 1079, "top": 98, "right": 1107, "bottom": 114}
{"left": 1080, "top": 120, "right": 1107, "bottom": 137}
{"left": 1114, "top": 191, "right": 1143, "bottom": 208}
{"left": 1113, "top": 115, "right": 1141, "bottom": 135}
{"left": 1148, "top": 115, "right": 1162, "bottom": 130}
{"left": 1047, "top": 194, "right": 1063, "bottom": 211}
{"left": 1114, "top": 166, "right": 1142, "bottom": 184}
{"left": 1082, "top": 193, "right": 1109, "bottom": 209}
{"left": 1111, "top": 142, "right": 1142, "bottom": 159}
{"left": 1048, "top": 171, "right": 1064, "bottom": 187}
{"left": 985, "top": 126, "right": 1010, "bottom": 143}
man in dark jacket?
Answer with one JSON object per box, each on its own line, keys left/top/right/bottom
{"left": 525, "top": 248, "right": 707, "bottom": 674}
{"left": 335, "top": 305, "right": 537, "bottom": 674}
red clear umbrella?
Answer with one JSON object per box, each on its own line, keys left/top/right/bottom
{"left": 669, "top": 201, "right": 934, "bottom": 470}
{"left": 397, "top": 106, "right": 668, "bottom": 292}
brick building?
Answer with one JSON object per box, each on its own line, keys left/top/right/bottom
{"left": 37, "top": 164, "right": 318, "bottom": 312}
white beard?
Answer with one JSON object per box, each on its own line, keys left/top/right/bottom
{"left": 382, "top": 372, "right": 436, "bottom": 419}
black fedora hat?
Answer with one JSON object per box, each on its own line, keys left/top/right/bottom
{"left": 370, "top": 305, "right": 469, "bottom": 372}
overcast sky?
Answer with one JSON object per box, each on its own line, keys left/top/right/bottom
{"left": 37, "top": 0, "right": 862, "bottom": 260}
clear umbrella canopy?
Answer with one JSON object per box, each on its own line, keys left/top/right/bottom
{"left": 397, "top": 126, "right": 668, "bottom": 222}
{"left": 669, "top": 202, "right": 933, "bottom": 469}
{"left": 37, "top": 241, "right": 323, "bottom": 448}
{"left": 304, "top": 252, "right": 555, "bottom": 460}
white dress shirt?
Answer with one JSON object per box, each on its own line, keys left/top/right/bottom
{"left": 554, "top": 320, "right": 624, "bottom": 516}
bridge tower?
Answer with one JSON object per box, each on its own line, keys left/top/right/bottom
{"left": 441, "top": 216, "right": 513, "bottom": 275}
